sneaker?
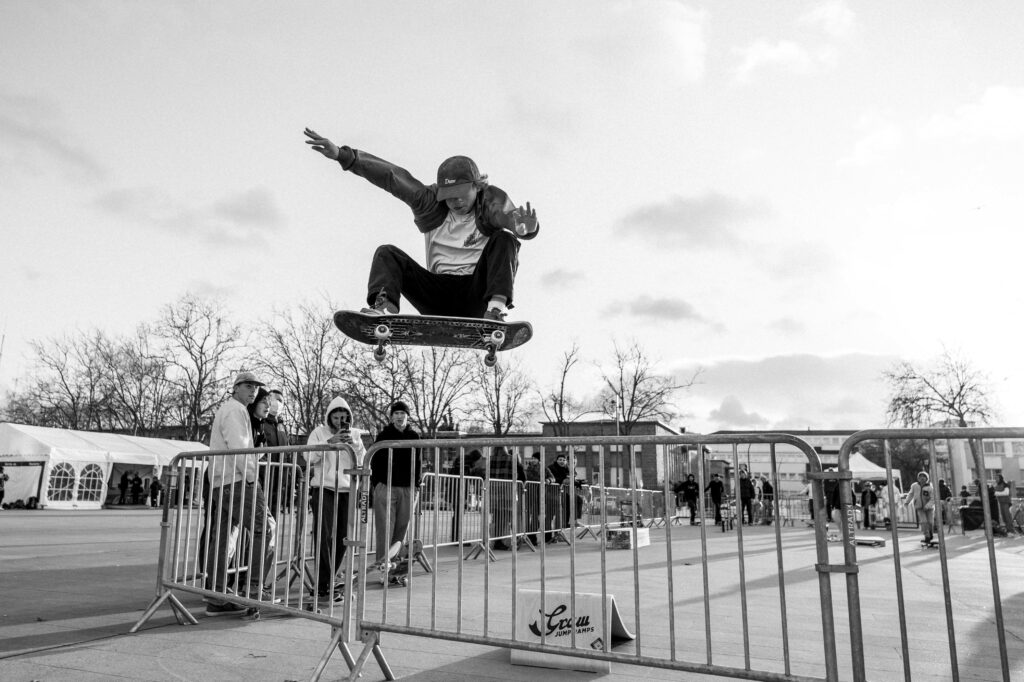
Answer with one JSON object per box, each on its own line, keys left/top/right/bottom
{"left": 361, "top": 290, "right": 398, "bottom": 316}
{"left": 315, "top": 590, "right": 345, "bottom": 604}
{"left": 205, "top": 601, "right": 247, "bottom": 617}
{"left": 483, "top": 307, "right": 507, "bottom": 322}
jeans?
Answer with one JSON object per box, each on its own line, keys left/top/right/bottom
{"left": 373, "top": 483, "right": 413, "bottom": 563}
{"left": 204, "top": 482, "right": 276, "bottom": 598}
{"left": 309, "top": 487, "right": 350, "bottom": 594}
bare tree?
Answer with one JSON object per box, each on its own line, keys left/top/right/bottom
{"left": 402, "top": 347, "right": 476, "bottom": 437}
{"left": 596, "top": 340, "right": 699, "bottom": 435}
{"left": 884, "top": 348, "right": 996, "bottom": 483}
{"left": 538, "top": 342, "right": 587, "bottom": 436}
{"left": 884, "top": 349, "right": 995, "bottom": 428}
{"left": 96, "top": 324, "right": 176, "bottom": 436}
{"left": 345, "top": 346, "right": 415, "bottom": 434}
{"left": 156, "top": 294, "right": 244, "bottom": 441}
{"left": 17, "top": 331, "right": 110, "bottom": 430}
{"left": 468, "top": 356, "right": 537, "bottom": 435}
{"left": 248, "top": 300, "right": 356, "bottom": 436}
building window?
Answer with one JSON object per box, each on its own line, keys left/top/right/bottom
{"left": 78, "top": 464, "right": 105, "bottom": 502}
{"left": 1012, "top": 441, "right": 1024, "bottom": 456}
{"left": 48, "top": 462, "right": 76, "bottom": 502}
{"left": 983, "top": 441, "right": 1006, "bottom": 455}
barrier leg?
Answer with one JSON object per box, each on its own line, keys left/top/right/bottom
{"left": 347, "top": 630, "right": 394, "bottom": 682}
{"left": 310, "top": 626, "right": 344, "bottom": 682}
{"left": 129, "top": 589, "right": 198, "bottom": 633}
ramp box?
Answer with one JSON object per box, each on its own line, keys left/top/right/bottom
{"left": 605, "top": 526, "right": 650, "bottom": 549}
{"left": 512, "top": 589, "right": 634, "bottom": 672}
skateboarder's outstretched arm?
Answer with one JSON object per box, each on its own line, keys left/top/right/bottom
{"left": 304, "top": 127, "right": 437, "bottom": 217}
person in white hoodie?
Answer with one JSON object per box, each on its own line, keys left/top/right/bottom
{"left": 305, "top": 396, "right": 365, "bottom": 602}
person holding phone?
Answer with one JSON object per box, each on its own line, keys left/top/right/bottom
{"left": 305, "top": 396, "right": 365, "bottom": 603}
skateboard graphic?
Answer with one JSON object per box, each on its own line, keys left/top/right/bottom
{"left": 333, "top": 310, "right": 532, "bottom": 367}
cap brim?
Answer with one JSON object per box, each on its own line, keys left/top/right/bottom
{"left": 435, "top": 183, "right": 472, "bottom": 201}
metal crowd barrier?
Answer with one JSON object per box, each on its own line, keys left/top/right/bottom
{"left": 836, "top": 427, "right": 1024, "bottom": 682}
{"left": 348, "top": 434, "right": 843, "bottom": 682}
{"left": 130, "top": 443, "right": 364, "bottom": 678}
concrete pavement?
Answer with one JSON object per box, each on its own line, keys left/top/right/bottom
{"left": 1, "top": 509, "right": 1022, "bottom": 681}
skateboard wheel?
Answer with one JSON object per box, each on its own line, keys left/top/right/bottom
{"left": 373, "top": 347, "right": 386, "bottom": 363}
{"left": 488, "top": 329, "right": 505, "bottom": 346}
{"left": 374, "top": 324, "right": 392, "bottom": 340}
{"left": 484, "top": 353, "right": 497, "bottom": 368}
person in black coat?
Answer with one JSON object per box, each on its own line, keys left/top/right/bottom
{"left": 370, "top": 401, "right": 420, "bottom": 567}
{"left": 681, "top": 474, "right": 701, "bottom": 525}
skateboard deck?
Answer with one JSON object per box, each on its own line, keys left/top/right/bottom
{"left": 855, "top": 536, "right": 886, "bottom": 547}
{"left": 333, "top": 310, "right": 532, "bottom": 366}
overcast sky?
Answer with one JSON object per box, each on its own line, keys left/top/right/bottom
{"left": 2, "top": 1, "right": 1023, "bottom": 433}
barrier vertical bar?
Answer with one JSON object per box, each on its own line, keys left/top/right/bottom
{"left": 731, "top": 443, "right": 751, "bottom": 670}
{"left": 883, "top": 439, "right": 911, "bottom": 682}
{"left": 926, "top": 438, "right": 959, "bottom": 681}
{"left": 769, "top": 443, "right": 792, "bottom": 676}
{"left": 697, "top": 442, "right": 712, "bottom": 665}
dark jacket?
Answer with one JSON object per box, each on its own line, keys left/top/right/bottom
{"left": 371, "top": 423, "right": 421, "bottom": 488}
{"left": 681, "top": 480, "right": 700, "bottom": 502}
{"left": 545, "top": 462, "right": 571, "bottom": 485}
{"left": 490, "top": 449, "right": 526, "bottom": 482}
{"left": 262, "top": 415, "right": 290, "bottom": 448}
{"left": 336, "top": 148, "right": 539, "bottom": 240}
{"left": 705, "top": 479, "right": 724, "bottom": 502}
{"left": 740, "top": 476, "right": 755, "bottom": 501}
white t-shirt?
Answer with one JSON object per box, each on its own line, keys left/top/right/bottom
{"left": 424, "top": 210, "right": 488, "bottom": 275}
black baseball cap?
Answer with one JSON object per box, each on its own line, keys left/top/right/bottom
{"left": 435, "top": 156, "right": 481, "bottom": 200}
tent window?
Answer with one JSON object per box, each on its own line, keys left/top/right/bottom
{"left": 78, "top": 464, "right": 105, "bottom": 502}
{"left": 49, "top": 462, "right": 76, "bottom": 502}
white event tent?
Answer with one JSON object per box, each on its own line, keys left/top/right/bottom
{"left": 0, "top": 422, "right": 204, "bottom": 510}
{"left": 847, "top": 452, "right": 890, "bottom": 481}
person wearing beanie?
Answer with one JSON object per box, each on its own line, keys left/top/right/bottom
{"left": 305, "top": 396, "right": 366, "bottom": 603}
{"left": 304, "top": 128, "right": 540, "bottom": 323}
{"left": 370, "top": 400, "right": 420, "bottom": 573}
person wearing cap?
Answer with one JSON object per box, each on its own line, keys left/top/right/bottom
{"left": 370, "top": 400, "right": 421, "bottom": 572}
{"left": 203, "top": 370, "right": 277, "bottom": 616}
{"left": 304, "top": 128, "right": 539, "bottom": 322}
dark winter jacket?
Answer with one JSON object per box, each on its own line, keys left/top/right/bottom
{"left": 371, "top": 423, "right": 421, "bottom": 488}
{"left": 681, "top": 480, "right": 700, "bottom": 502}
{"left": 336, "top": 147, "right": 540, "bottom": 240}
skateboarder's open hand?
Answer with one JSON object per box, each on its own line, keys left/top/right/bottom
{"left": 512, "top": 202, "right": 539, "bottom": 237}
{"left": 304, "top": 128, "right": 339, "bottom": 161}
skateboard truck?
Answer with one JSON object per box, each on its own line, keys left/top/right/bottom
{"left": 483, "top": 329, "right": 505, "bottom": 367}
{"left": 373, "top": 323, "right": 392, "bottom": 363}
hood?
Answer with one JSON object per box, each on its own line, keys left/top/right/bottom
{"left": 324, "top": 396, "right": 353, "bottom": 426}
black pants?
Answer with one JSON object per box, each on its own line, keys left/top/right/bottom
{"left": 367, "top": 230, "right": 521, "bottom": 316}
{"left": 711, "top": 498, "right": 721, "bottom": 523}
{"left": 741, "top": 498, "right": 754, "bottom": 524}
{"left": 309, "top": 488, "right": 350, "bottom": 594}
{"left": 686, "top": 498, "right": 698, "bottom": 523}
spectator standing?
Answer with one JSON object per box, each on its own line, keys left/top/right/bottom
{"left": 131, "top": 473, "right": 143, "bottom": 505}
{"left": 544, "top": 453, "right": 573, "bottom": 542}
{"left": 247, "top": 388, "right": 271, "bottom": 449}
{"left": 860, "top": 483, "right": 878, "bottom": 530}
{"left": 150, "top": 477, "right": 163, "bottom": 509}
{"left": 0, "top": 464, "right": 8, "bottom": 509}
{"left": 119, "top": 471, "right": 130, "bottom": 505}
{"left": 204, "top": 371, "right": 276, "bottom": 616}
{"left": 761, "top": 476, "right": 774, "bottom": 525}
{"left": 262, "top": 389, "right": 297, "bottom": 515}
{"left": 489, "top": 446, "right": 526, "bottom": 550}
{"left": 371, "top": 400, "right": 420, "bottom": 570}
{"left": 671, "top": 479, "right": 685, "bottom": 515}
{"left": 739, "top": 470, "right": 755, "bottom": 525}
{"left": 681, "top": 474, "right": 700, "bottom": 525}
{"left": 705, "top": 473, "right": 724, "bottom": 525}
{"left": 306, "top": 396, "right": 365, "bottom": 602}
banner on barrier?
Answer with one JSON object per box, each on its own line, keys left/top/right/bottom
{"left": 511, "top": 589, "right": 634, "bottom": 671}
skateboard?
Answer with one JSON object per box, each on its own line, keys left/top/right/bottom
{"left": 375, "top": 541, "right": 406, "bottom": 586}
{"left": 855, "top": 536, "right": 886, "bottom": 547}
{"left": 920, "top": 539, "right": 940, "bottom": 549}
{"left": 333, "top": 310, "right": 532, "bottom": 367}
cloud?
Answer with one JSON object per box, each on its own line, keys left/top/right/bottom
{"left": 921, "top": 86, "right": 1024, "bottom": 143}
{"left": 540, "top": 269, "right": 585, "bottom": 288}
{"left": 839, "top": 113, "right": 904, "bottom": 166}
{"left": 798, "top": 0, "right": 857, "bottom": 40}
{"left": 709, "top": 395, "right": 769, "bottom": 428}
{"left": 93, "top": 185, "right": 285, "bottom": 247}
{"left": 733, "top": 40, "right": 816, "bottom": 83}
{"left": 605, "top": 295, "right": 713, "bottom": 324}
{"left": 678, "top": 352, "right": 897, "bottom": 431}
{"left": 768, "top": 317, "right": 804, "bottom": 335}
{"left": 0, "top": 93, "right": 107, "bottom": 180}
{"left": 618, "top": 192, "right": 772, "bottom": 249}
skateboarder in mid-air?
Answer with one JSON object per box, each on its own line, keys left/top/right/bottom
{"left": 304, "top": 128, "right": 539, "bottom": 322}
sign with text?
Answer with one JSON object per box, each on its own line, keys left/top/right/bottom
{"left": 511, "top": 589, "right": 634, "bottom": 672}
